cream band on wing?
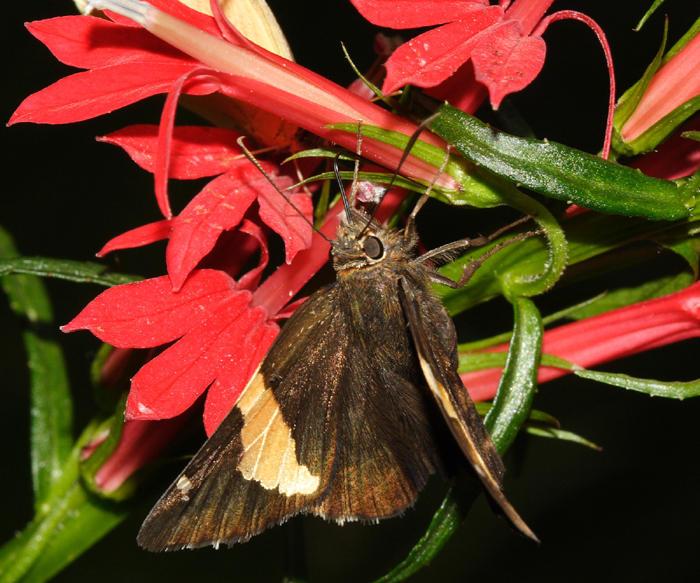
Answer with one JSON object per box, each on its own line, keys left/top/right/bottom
{"left": 236, "top": 373, "right": 320, "bottom": 496}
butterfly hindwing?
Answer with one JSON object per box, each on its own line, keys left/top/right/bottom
{"left": 397, "top": 277, "right": 538, "bottom": 541}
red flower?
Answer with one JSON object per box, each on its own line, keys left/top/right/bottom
{"left": 97, "top": 124, "right": 312, "bottom": 290}
{"left": 463, "top": 281, "right": 700, "bottom": 401}
{"left": 350, "top": 0, "right": 612, "bottom": 113}
{"left": 63, "top": 220, "right": 335, "bottom": 435}
{"left": 9, "top": 0, "right": 456, "bottom": 191}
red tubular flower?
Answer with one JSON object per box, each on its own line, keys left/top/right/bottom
{"left": 463, "top": 282, "right": 700, "bottom": 401}
{"left": 92, "top": 417, "right": 189, "bottom": 492}
{"left": 621, "top": 32, "right": 700, "bottom": 143}
{"left": 9, "top": 0, "right": 456, "bottom": 192}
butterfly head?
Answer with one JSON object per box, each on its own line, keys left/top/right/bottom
{"left": 332, "top": 208, "right": 417, "bottom": 274}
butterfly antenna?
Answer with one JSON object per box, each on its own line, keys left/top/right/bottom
{"left": 237, "top": 136, "right": 332, "bottom": 244}
{"left": 358, "top": 112, "right": 440, "bottom": 238}
{"left": 404, "top": 144, "right": 451, "bottom": 238}
{"left": 333, "top": 153, "right": 355, "bottom": 226}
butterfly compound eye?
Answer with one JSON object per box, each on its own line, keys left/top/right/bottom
{"left": 362, "top": 236, "right": 384, "bottom": 260}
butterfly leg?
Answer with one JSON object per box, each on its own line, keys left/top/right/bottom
{"left": 418, "top": 217, "right": 543, "bottom": 289}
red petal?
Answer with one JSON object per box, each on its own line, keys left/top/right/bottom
{"left": 125, "top": 291, "right": 268, "bottom": 421}
{"left": 167, "top": 170, "right": 259, "bottom": 290}
{"left": 25, "top": 16, "right": 185, "bottom": 69}
{"left": 97, "top": 219, "right": 172, "bottom": 257}
{"left": 350, "top": 0, "right": 488, "bottom": 28}
{"left": 257, "top": 179, "right": 313, "bottom": 264}
{"left": 236, "top": 220, "right": 270, "bottom": 290}
{"left": 98, "top": 125, "right": 246, "bottom": 179}
{"left": 10, "top": 61, "right": 205, "bottom": 125}
{"left": 202, "top": 318, "right": 278, "bottom": 435}
{"left": 62, "top": 269, "right": 237, "bottom": 347}
{"left": 382, "top": 6, "right": 504, "bottom": 94}
{"left": 471, "top": 21, "right": 546, "bottom": 109}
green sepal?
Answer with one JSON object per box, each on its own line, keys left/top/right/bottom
{"left": 612, "top": 21, "right": 668, "bottom": 150}
{"left": 635, "top": 0, "right": 666, "bottom": 31}
{"left": 78, "top": 394, "right": 140, "bottom": 501}
{"left": 613, "top": 17, "right": 700, "bottom": 156}
{"left": 617, "top": 95, "right": 700, "bottom": 158}
{"left": 326, "top": 122, "right": 507, "bottom": 208}
{"left": 524, "top": 425, "right": 601, "bottom": 451}
{"left": 431, "top": 104, "right": 692, "bottom": 220}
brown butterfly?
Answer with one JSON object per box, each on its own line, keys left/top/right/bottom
{"left": 137, "top": 144, "right": 538, "bottom": 551}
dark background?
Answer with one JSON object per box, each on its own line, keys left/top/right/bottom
{"left": 3, "top": 1, "right": 699, "bottom": 581}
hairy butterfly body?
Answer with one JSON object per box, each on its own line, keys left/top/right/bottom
{"left": 137, "top": 207, "right": 536, "bottom": 551}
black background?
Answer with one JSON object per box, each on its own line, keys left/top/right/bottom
{"left": 3, "top": 1, "right": 699, "bottom": 582}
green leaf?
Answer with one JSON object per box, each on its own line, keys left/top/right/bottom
{"left": 377, "top": 298, "right": 541, "bottom": 581}
{"left": 0, "top": 257, "right": 141, "bottom": 287}
{"left": 573, "top": 369, "right": 700, "bottom": 399}
{"left": 657, "top": 239, "right": 700, "bottom": 278}
{"left": 431, "top": 104, "right": 692, "bottom": 220}
{"left": 484, "top": 297, "right": 543, "bottom": 451}
{"left": 24, "top": 332, "right": 74, "bottom": 514}
{"left": 460, "top": 292, "right": 608, "bottom": 351}
{"left": 0, "top": 228, "right": 51, "bottom": 323}
{"left": 0, "top": 227, "right": 74, "bottom": 514}
{"left": 524, "top": 425, "right": 601, "bottom": 451}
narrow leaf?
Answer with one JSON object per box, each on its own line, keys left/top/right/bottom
{"left": 0, "top": 229, "right": 73, "bottom": 512}
{"left": 524, "top": 425, "right": 601, "bottom": 451}
{"left": 573, "top": 369, "right": 700, "bottom": 399}
{"left": 484, "top": 297, "right": 542, "bottom": 451}
{"left": 0, "top": 230, "right": 52, "bottom": 323}
{"left": 0, "top": 257, "right": 140, "bottom": 287}
{"left": 431, "top": 104, "right": 692, "bottom": 220}
{"left": 24, "top": 333, "right": 73, "bottom": 512}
